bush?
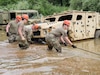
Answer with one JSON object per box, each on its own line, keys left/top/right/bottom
{"left": 70, "top": 0, "right": 100, "bottom": 12}
{"left": 28, "top": 0, "right": 68, "bottom": 16}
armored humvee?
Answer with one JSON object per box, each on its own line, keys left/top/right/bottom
{"left": 0, "top": 10, "right": 41, "bottom": 25}
{"left": 32, "top": 10, "right": 100, "bottom": 41}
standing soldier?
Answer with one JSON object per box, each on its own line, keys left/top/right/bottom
{"left": 45, "top": 20, "right": 77, "bottom": 53}
{"left": 6, "top": 15, "right": 22, "bottom": 43}
{"left": 18, "top": 14, "right": 29, "bottom": 49}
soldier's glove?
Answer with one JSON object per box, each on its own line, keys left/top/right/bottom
{"left": 63, "top": 43, "right": 67, "bottom": 46}
{"left": 72, "top": 45, "right": 77, "bottom": 48}
{"left": 6, "top": 32, "right": 10, "bottom": 37}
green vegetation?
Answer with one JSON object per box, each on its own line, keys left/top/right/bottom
{"left": 0, "top": 0, "right": 99, "bottom": 16}
{"left": 70, "top": 0, "right": 100, "bottom": 12}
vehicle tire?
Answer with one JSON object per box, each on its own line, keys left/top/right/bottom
{"left": 94, "top": 29, "right": 100, "bottom": 39}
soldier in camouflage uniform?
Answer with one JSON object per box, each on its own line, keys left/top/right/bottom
{"left": 6, "top": 15, "right": 22, "bottom": 43}
{"left": 18, "top": 14, "right": 29, "bottom": 49}
{"left": 24, "top": 24, "right": 40, "bottom": 44}
{"left": 45, "top": 20, "right": 77, "bottom": 53}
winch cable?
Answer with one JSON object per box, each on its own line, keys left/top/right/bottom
{"left": 76, "top": 47, "right": 100, "bottom": 56}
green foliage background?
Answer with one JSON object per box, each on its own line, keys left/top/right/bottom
{"left": 0, "top": 0, "right": 99, "bottom": 16}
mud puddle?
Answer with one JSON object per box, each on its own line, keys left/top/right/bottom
{"left": 0, "top": 30, "right": 100, "bottom": 75}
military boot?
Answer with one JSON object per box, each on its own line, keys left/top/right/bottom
{"left": 47, "top": 45, "right": 53, "bottom": 51}
{"left": 19, "top": 43, "right": 29, "bottom": 49}
{"left": 56, "top": 49, "right": 62, "bottom": 53}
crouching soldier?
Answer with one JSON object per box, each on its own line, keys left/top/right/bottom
{"left": 6, "top": 15, "right": 22, "bottom": 43}
{"left": 24, "top": 24, "right": 41, "bottom": 44}
{"left": 45, "top": 20, "right": 77, "bottom": 53}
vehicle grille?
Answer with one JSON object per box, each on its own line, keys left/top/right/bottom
{"left": 33, "top": 31, "right": 40, "bottom": 36}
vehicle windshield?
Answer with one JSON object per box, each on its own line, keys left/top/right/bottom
{"left": 28, "top": 12, "right": 38, "bottom": 19}
{"left": 16, "top": 12, "right": 39, "bottom": 19}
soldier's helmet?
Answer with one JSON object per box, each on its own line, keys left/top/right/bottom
{"left": 22, "top": 14, "right": 29, "bottom": 20}
{"left": 16, "top": 15, "right": 22, "bottom": 21}
{"left": 32, "top": 24, "right": 40, "bottom": 30}
{"left": 63, "top": 20, "right": 70, "bottom": 26}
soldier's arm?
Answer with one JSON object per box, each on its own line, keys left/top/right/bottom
{"left": 64, "top": 36, "right": 77, "bottom": 48}
{"left": 60, "top": 36, "right": 65, "bottom": 43}
{"left": 61, "top": 30, "right": 73, "bottom": 46}
{"left": 6, "top": 24, "right": 10, "bottom": 33}
{"left": 64, "top": 36, "right": 73, "bottom": 45}
{"left": 18, "top": 26, "right": 25, "bottom": 40}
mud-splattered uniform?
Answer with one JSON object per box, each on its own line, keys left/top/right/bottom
{"left": 7, "top": 21, "right": 19, "bottom": 43}
{"left": 18, "top": 21, "right": 29, "bottom": 49}
{"left": 45, "top": 27, "right": 67, "bottom": 52}
{"left": 24, "top": 25, "right": 33, "bottom": 43}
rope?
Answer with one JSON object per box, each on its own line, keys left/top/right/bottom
{"left": 77, "top": 47, "right": 100, "bottom": 56}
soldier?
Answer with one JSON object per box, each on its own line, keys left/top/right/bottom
{"left": 24, "top": 24, "right": 41, "bottom": 44}
{"left": 6, "top": 15, "right": 22, "bottom": 43}
{"left": 45, "top": 20, "right": 77, "bottom": 53}
{"left": 18, "top": 14, "right": 29, "bottom": 49}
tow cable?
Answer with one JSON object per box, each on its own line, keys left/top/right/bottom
{"left": 77, "top": 47, "right": 100, "bottom": 56}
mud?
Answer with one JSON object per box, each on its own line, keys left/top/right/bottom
{"left": 0, "top": 30, "right": 100, "bottom": 75}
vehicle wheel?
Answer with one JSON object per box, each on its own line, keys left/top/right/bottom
{"left": 94, "top": 29, "right": 100, "bottom": 39}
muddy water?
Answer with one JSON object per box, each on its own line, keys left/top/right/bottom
{"left": 0, "top": 30, "right": 100, "bottom": 75}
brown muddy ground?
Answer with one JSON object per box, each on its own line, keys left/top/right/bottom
{"left": 0, "top": 30, "right": 100, "bottom": 75}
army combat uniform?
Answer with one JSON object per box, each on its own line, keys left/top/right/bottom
{"left": 45, "top": 27, "right": 68, "bottom": 53}
{"left": 18, "top": 21, "right": 29, "bottom": 49}
{"left": 24, "top": 25, "right": 33, "bottom": 44}
{"left": 7, "top": 21, "right": 19, "bottom": 43}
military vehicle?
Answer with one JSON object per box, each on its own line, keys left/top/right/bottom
{"left": 0, "top": 10, "right": 41, "bottom": 25}
{"left": 0, "top": 10, "right": 9, "bottom": 25}
{"left": 32, "top": 10, "right": 100, "bottom": 41}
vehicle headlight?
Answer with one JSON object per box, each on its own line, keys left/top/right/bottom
{"left": 43, "top": 29, "right": 47, "bottom": 35}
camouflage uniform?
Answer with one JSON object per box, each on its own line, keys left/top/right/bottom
{"left": 24, "top": 25, "right": 33, "bottom": 44}
{"left": 45, "top": 27, "right": 67, "bottom": 53}
{"left": 7, "top": 21, "right": 19, "bottom": 43}
{"left": 18, "top": 21, "right": 29, "bottom": 49}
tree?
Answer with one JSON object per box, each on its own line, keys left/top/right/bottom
{"left": 70, "top": 0, "right": 83, "bottom": 10}
{"left": 70, "top": 0, "right": 100, "bottom": 12}
{"left": 28, "top": 0, "right": 67, "bottom": 15}
{"left": 82, "top": 0, "right": 100, "bottom": 12}
{"left": 48, "top": 0, "right": 70, "bottom": 6}
{"left": 0, "top": 0, "right": 19, "bottom": 6}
